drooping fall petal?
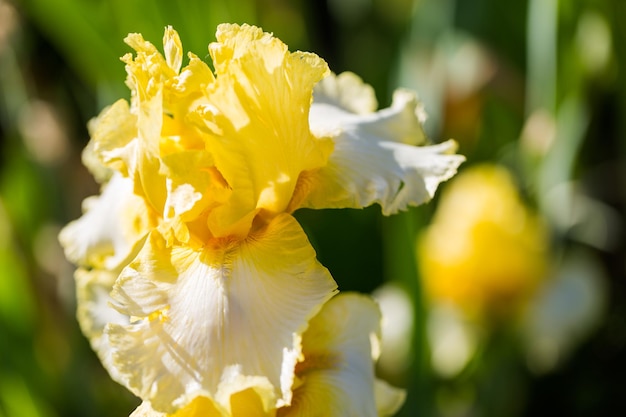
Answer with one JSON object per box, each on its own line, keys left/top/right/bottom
{"left": 105, "top": 213, "right": 337, "bottom": 413}
{"left": 278, "top": 293, "right": 405, "bottom": 417}
{"left": 125, "top": 294, "right": 405, "bottom": 417}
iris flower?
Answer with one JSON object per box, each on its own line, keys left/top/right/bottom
{"left": 418, "top": 164, "right": 548, "bottom": 320}
{"left": 60, "top": 24, "right": 463, "bottom": 414}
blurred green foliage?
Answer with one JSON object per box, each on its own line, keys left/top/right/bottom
{"left": 0, "top": 0, "right": 625, "bottom": 416}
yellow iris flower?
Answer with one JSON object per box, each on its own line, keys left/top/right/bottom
{"left": 59, "top": 23, "right": 462, "bottom": 414}
{"left": 418, "top": 164, "right": 549, "bottom": 320}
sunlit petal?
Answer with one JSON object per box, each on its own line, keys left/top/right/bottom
{"left": 106, "top": 213, "right": 337, "bottom": 413}
{"left": 85, "top": 99, "right": 137, "bottom": 178}
{"left": 58, "top": 173, "right": 153, "bottom": 270}
{"left": 193, "top": 24, "right": 333, "bottom": 238}
{"left": 279, "top": 293, "right": 404, "bottom": 417}
{"left": 300, "top": 72, "right": 464, "bottom": 214}
{"left": 130, "top": 376, "right": 277, "bottom": 417}
{"left": 310, "top": 71, "right": 378, "bottom": 115}
{"left": 164, "top": 26, "right": 183, "bottom": 74}
{"left": 74, "top": 267, "right": 130, "bottom": 385}
{"left": 158, "top": 149, "right": 230, "bottom": 245}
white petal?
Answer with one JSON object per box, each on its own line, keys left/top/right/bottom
{"left": 74, "top": 267, "right": 130, "bottom": 385}
{"left": 311, "top": 73, "right": 426, "bottom": 146}
{"left": 105, "top": 214, "right": 337, "bottom": 413}
{"left": 313, "top": 71, "right": 378, "bottom": 115}
{"left": 305, "top": 73, "right": 464, "bottom": 215}
{"left": 59, "top": 173, "right": 153, "bottom": 270}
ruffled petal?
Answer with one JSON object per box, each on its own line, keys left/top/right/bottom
{"left": 279, "top": 293, "right": 404, "bottom": 417}
{"left": 130, "top": 376, "right": 276, "bottom": 417}
{"left": 194, "top": 24, "right": 333, "bottom": 238}
{"left": 74, "top": 267, "right": 130, "bottom": 385}
{"left": 130, "top": 397, "right": 227, "bottom": 417}
{"left": 158, "top": 149, "right": 230, "bottom": 245}
{"left": 163, "top": 26, "right": 183, "bottom": 74}
{"left": 105, "top": 213, "right": 337, "bottom": 413}
{"left": 58, "top": 173, "right": 153, "bottom": 270}
{"left": 308, "top": 71, "right": 378, "bottom": 118}
{"left": 299, "top": 72, "right": 464, "bottom": 215}
{"left": 85, "top": 99, "right": 137, "bottom": 178}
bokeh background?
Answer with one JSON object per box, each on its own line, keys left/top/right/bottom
{"left": 1, "top": 0, "right": 625, "bottom": 416}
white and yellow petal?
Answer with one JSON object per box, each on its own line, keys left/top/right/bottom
{"left": 105, "top": 213, "right": 337, "bottom": 413}
{"left": 130, "top": 397, "right": 227, "bottom": 417}
{"left": 129, "top": 375, "right": 277, "bottom": 417}
{"left": 279, "top": 293, "right": 405, "bottom": 417}
{"left": 58, "top": 173, "right": 154, "bottom": 270}
{"left": 299, "top": 72, "right": 464, "bottom": 215}
{"left": 130, "top": 376, "right": 276, "bottom": 417}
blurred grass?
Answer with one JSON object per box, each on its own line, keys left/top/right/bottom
{"left": 0, "top": 0, "right": 625, "bottom": 416}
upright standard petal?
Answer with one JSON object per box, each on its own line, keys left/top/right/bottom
{"left": 194, "top": 24, "right": 334, "bottom": 238}
{"left": 105, "top": 213, "right": 337, "bottom": 413}
{"left": 278, "top": 293, "right": 405, "bottom": 417}
{"left": 297, "top": 72, "right": 464, "bottom": 215}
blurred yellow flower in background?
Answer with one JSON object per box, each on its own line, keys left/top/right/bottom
{"left": 418, "top": 164, "right": 549, "bottom": 321}
{"left": 58, "top": 23, "right": 462, "bottom": 415}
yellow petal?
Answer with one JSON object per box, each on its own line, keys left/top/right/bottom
{"left": 300, "top": 72, "right": 464, "bottom": 214}
{"left": 163, "top": 53, "right": 214, "bottom": 150}
{"left": 171, "top": 53, "right": 215, "bottom": 96}
{"left": 86, "top": 96, "right": 163, "bottom": 213}
{"left": 279, "top": 293, "right": 404, "bottom": 417}
{"left": 59, "top": 173, "right": 153, "bottom": 270}
{"left": 164, "top": 26, "right": 183, "bottom": 74}
{"left": 195, "top": 24, "right": 333, "bottom": 237}
{"left": 159, "top": 149, "right": 230, "bottom": 245}
{"left": 105, "top": 214, "right": 337, "bottom": 413}
{"left": 86, "top": 99, "right": 137, "bottom": 177}
{"left": 119, "top": 29, "right": 184, "bottom": 213}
